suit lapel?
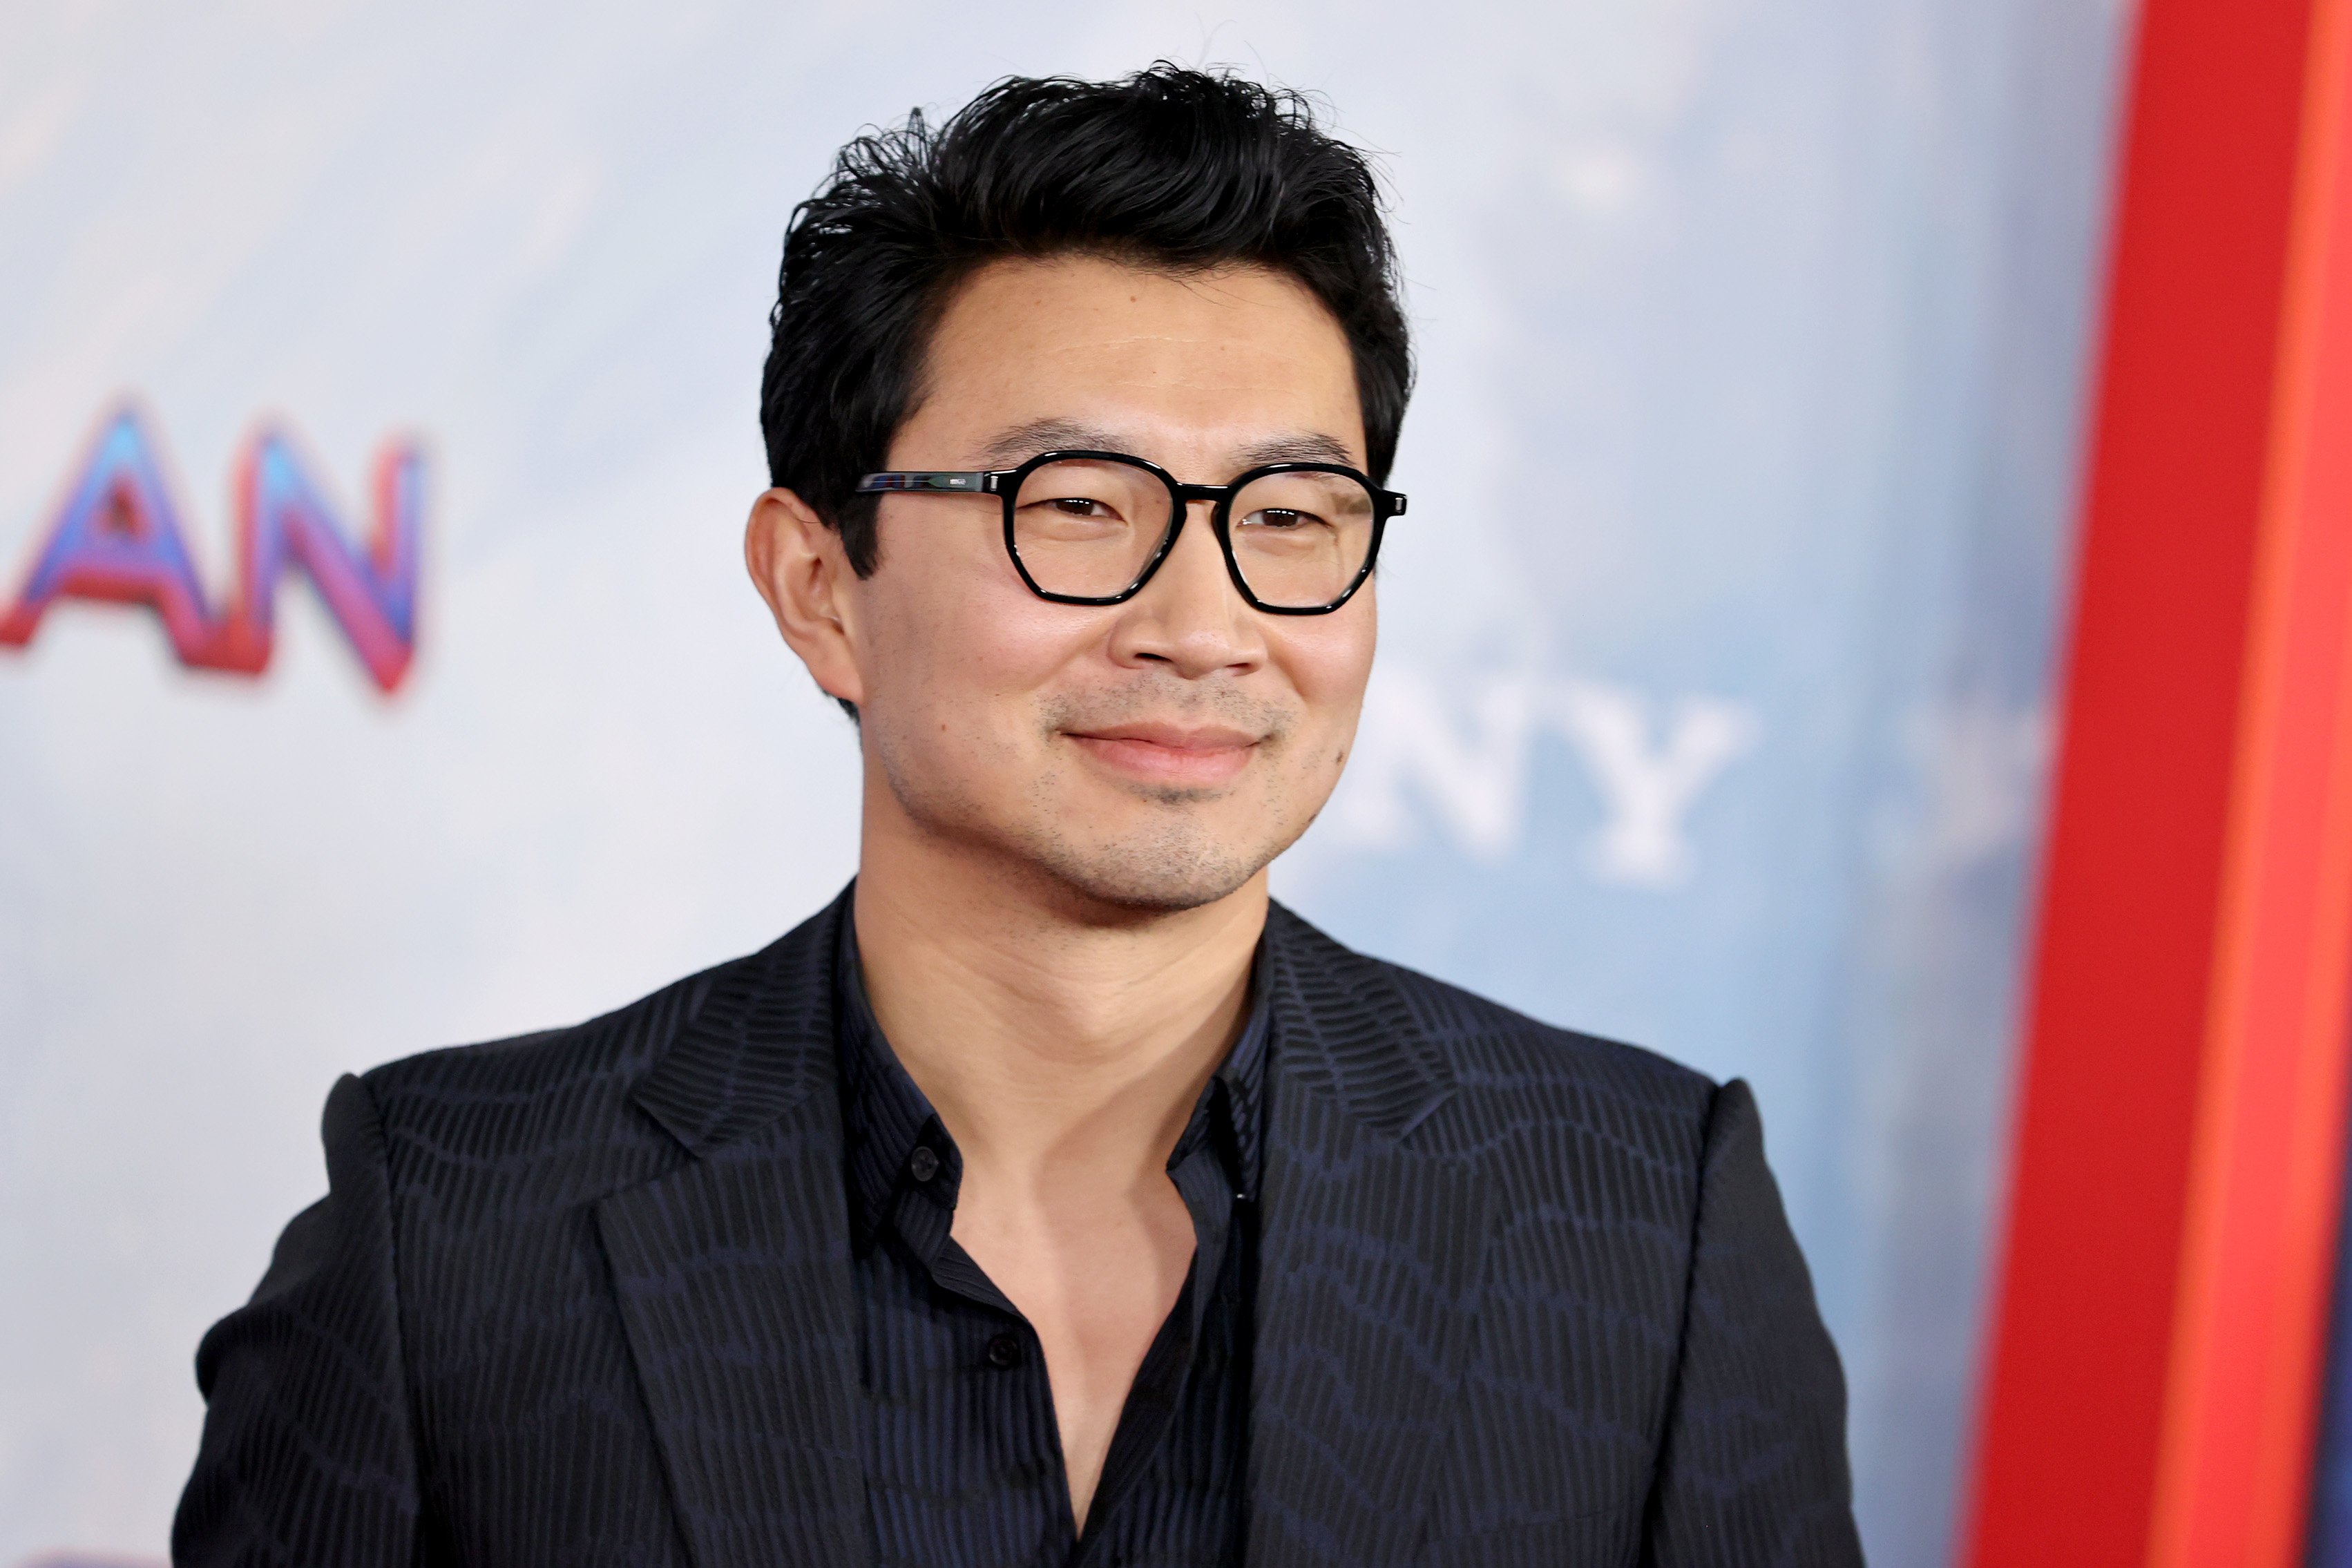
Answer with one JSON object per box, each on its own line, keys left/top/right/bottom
{"left": 1246, "top": 905, "right": 1495, "bottom": 1568}
{"left": 595, "top": 891, "right": 870, "bottom": 1568}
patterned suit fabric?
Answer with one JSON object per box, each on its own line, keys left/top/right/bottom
{"left": 173, "top": 889, "right": 1861, "bottom": 1566}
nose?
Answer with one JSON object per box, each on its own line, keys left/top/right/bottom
{"left": 1107, "top": 500, "right": 1268, "bottom": 679}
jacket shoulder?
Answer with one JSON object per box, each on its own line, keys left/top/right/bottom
{"left": 1266, "top": 901, "right": 1717, "bottom": 1131}
{"left": 352, "top": 946, "right": 764, "bottom": 1194}
{"left": 364, "top": 953, "right": 737, "bottom": 1097}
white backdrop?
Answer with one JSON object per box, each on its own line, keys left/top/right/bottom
{"left": 0, "top": 3, "right": 2127, "bottom": 1562}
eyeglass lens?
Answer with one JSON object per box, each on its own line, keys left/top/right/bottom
{"left": 1010, "top": 457, "right": 1377, "bottom": 608}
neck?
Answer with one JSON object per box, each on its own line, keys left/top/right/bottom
{"left": 852, "top": 803, "right": 1265, "bottom": 1187}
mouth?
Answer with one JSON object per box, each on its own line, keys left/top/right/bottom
{"left": 1063, "top": 721, "right": 1263, "bottom": 788}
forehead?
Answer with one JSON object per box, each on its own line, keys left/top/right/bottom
{"left": 909, "top": 254, "right": 1366, "bottom": 467}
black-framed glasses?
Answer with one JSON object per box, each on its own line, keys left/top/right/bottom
{"left": 855, "top": 449, "right": 1406, "bottom": 614}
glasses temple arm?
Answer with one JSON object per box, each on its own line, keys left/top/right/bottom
{"left": 853, "top": 472, "right": 1004, "bottom": 495}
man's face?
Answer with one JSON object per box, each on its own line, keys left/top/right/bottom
{"left": 841, "top": 254, "right": 1377, "bottom": 912}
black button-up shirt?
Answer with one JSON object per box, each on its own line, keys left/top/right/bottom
{"left": 834, "top": 917, "right": 1266, "bottom": 1568}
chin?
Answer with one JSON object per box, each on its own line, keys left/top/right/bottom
{"left": 1018, "top": 816, "right": 1282, "bottom": 914}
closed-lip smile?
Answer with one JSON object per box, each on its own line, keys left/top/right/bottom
{"left": 1064, "top": 721, "right": 1262, "bottom": 786}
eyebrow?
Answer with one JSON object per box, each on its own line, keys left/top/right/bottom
{"left": 975, "top": 419, "right": 1362, "bottom": 473}
{"left": 977, "top": 419, "right": 1123, "bottom": 466}
{"left": 1231, "top": 432, "right": 1358, "bottom": 468}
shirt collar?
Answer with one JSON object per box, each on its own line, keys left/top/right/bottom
{"left": 834, "top": 910, "right": 1272, "bottom": 1251}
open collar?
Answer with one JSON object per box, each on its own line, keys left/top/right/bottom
{"left": 832, "top": 904, "right": 1279, "bottom": 1252}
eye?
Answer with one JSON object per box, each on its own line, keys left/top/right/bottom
{"left": 1244, "top": 507, "right": 1326, "bottom": 530}
{"left": 1048, "top": 496, "right": 1118, "bottom": 519}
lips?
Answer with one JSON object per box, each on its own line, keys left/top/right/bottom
{"left": 1064, "top": 722, "right": 1261, "bottom": 787}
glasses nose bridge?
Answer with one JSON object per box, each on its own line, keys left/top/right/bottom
{"left": 1130, "top": 480, "right": 1252, "bottom": 631}
{"left": 1136, "top": 478, "right": 1240, "bottom": 600}
{"left": 1169, "top": 480, "right": 1229, "bottom": 510}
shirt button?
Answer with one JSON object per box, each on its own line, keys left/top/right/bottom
{"left": 907, "top": 1146, "right": 940, "bottom": 1184}
{"left": 986, "top": 1332, "right": 1023, "bottom": 1369}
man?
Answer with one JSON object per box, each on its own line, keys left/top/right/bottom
{"left": 175, "top": 67, "right": 1859, "bottom": 1567}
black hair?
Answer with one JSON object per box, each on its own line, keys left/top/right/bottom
{"left": 759, "top": 64, "right": 1413, "bottom": 578}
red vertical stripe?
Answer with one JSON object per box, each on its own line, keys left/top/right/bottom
{"left": 2148, "top": 1, "right": 2352, "bottom": 1558}
{"left": 1964, "top": 0, "right": 2326, "bottom": 1563}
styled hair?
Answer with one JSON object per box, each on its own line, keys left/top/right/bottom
{"left": 759, "top": 65, "right": 1413, "bottom": 577}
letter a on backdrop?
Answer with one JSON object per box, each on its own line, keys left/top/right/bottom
{"left": 0, "top": 408, "right": 222, "bottom": 662}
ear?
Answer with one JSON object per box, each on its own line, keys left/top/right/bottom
{"left": 744, "top": 488, "right": 868, "bottom": 709}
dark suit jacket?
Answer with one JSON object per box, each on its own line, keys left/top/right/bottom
{"left": 175, "top": 892, "right": 1862, "bottom": 1567}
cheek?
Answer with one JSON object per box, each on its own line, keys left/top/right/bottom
{"left": 1275, "top": 609, "right": 1377, "bottom": 758}
{"left": 859, "top": 546, "right": 1105, "bottom": 732}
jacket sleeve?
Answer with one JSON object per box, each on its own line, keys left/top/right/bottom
{"left": 173, "top": 1073, "right": 423, "bottom": 1567}
{"left": 1641, "top": 1078, "right": 1864, "bottom": 1567}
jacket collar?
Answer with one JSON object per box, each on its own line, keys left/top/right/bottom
{"left": 628, "top": 885, "right": 849, "bottom": 1157}
{"left": 1257, "top": 899, "right": 1458, "bottom": 1142}
{"left": 627, "top": 888, "right": 1460, "bottom": 1162}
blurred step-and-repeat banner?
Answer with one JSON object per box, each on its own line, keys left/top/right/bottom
{"left": 0, "top": 3, "right": 2130, "bottom": 1565}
